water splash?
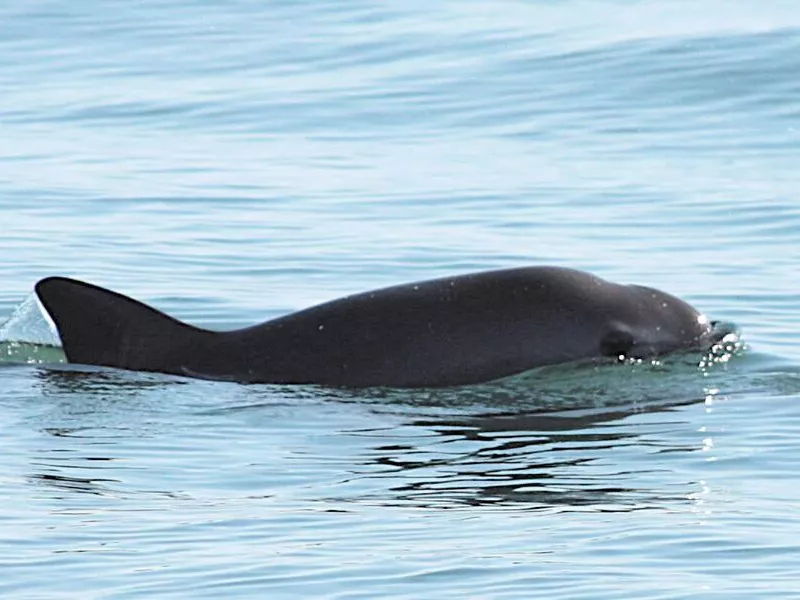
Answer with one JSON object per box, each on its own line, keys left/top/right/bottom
{"left": 699, "top": 321, "right": 745, "bottom": 371}
{"left": 0, "top": 293, "right": 65, "bottom": 364}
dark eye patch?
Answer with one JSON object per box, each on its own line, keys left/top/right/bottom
{"left": 599, "top": 329, "right": 635, "bottom": 358}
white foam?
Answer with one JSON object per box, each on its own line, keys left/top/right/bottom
{"left": 0, "top": 293, "right": 62, "bottom": 346}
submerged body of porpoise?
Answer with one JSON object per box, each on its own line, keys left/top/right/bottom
{"left": 34, "top": 266, "right": 719, "bottom": 388}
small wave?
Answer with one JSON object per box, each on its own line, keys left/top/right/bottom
{"left": 0, "top": 292, "right": 65, "bottom": 364}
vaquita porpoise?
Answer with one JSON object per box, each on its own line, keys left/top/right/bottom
{"left": 35, "top": 267, "right": 722, "bottom": 388}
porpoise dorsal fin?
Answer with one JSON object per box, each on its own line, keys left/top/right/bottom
{"left": 35, "top": 277, "right": 214, "bottom": 375}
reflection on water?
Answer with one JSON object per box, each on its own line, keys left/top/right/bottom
{"left": 342, "top": 374, "right": 729, "bottom": 511}
{"left": 332, "top": 341, "right": 744, "bottom": 510}
{"left": 34, "top": 365, "right": 191, "bottom": 394}
{"left": 21, "top": 343, "right": 744, "bottom": 514}
{"left": 353, "top": 398, "right": 708, "bottom": 510}
{"left": 28, "top": 470, "right": 120, "bottom": 497}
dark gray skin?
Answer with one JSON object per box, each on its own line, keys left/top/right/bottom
{"left": 34, "top": 267, "right": 716, "bottom": 388}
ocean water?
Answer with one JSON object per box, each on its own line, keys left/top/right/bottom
{"left": 2, "top": 1, "right": 800, "bottom": 598}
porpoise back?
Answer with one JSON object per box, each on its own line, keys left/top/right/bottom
{"left": 35, "top": 267, "right": 715, "bottom": 387}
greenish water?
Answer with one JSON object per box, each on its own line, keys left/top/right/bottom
{"left": 2, "top": 1, "right": 800, "bottom": 598}
{"left": 0, "top": 341, "right": 65, "bottom": 364}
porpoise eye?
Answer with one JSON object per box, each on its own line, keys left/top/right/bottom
{"left": 599, "top": 330, "right": 635, "bottom": 358}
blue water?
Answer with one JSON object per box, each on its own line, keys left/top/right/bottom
{"left": 2, "top": 1, "right": 800, "bottom": 597}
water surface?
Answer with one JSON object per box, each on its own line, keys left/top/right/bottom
{"left": 2, "top": 1, "right": 799, "bottom": 598}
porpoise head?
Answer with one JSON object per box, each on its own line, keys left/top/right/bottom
{"left": 599, "top": 284, "right": 716, "bottom": 360}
